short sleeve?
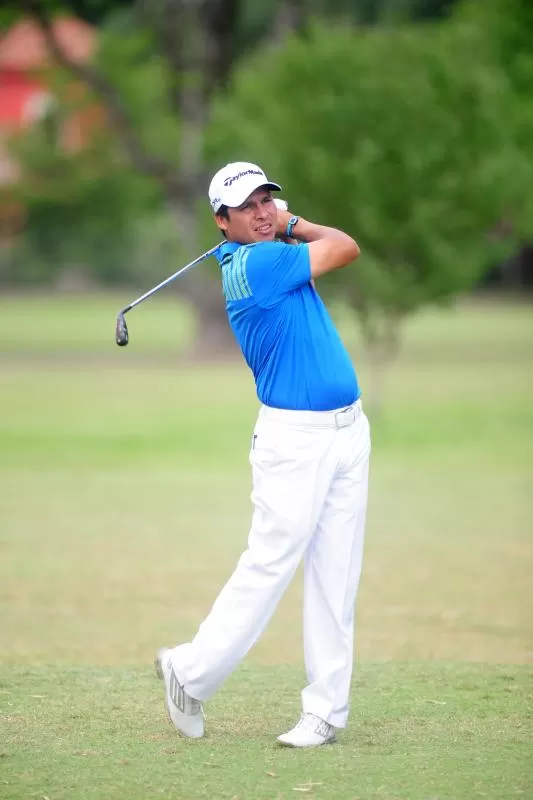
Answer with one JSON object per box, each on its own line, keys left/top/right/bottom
{"left": 245, "top": 242, "right": 311, "bottom": 308}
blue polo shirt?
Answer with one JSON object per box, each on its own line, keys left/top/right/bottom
{"left": 216, "top": 240, "right": 360, "bottom": 411}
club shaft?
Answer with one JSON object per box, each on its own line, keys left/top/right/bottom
{"left": 121, "top": 242, "right": 224, "bottom": 314}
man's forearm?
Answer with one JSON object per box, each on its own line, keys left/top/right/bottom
{"left": 277, "top": 209, "right": 360, "bottom": 274}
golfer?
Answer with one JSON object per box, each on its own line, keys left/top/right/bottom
{"left": 156, "top": 161, "right": 371, "bottom": 748}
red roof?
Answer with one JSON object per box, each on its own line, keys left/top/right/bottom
{"left": 0, "top": 69, "right": 51, "bottom": 129}
{"left": 0, "top": 16, "right": 96, "bottom": 70}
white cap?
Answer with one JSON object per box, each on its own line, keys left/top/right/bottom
{"left": 208, "top": 161, "right": 282, "bottom": 213}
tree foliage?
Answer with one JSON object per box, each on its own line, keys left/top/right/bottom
{"left": 208, "top": 15, "right": 523, "bottom": 347}
{"left": 457, "top": 0, "right": 533, "bottom": 239}
{"left": 3, "top": 0, "right": 530, "bottom": 367}
{"left": 6, "top": 115, "right": 164, "bottom": 285}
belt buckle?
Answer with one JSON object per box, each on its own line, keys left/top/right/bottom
{"left": 334, "top": 406, "right": 355, "bottom": 429}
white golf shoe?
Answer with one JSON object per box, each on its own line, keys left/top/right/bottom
{"left": 277, "top": 712, "right": 337, "bottom": 748}
{"left": 155, "top": 647, "right": 204, "bottom": 738}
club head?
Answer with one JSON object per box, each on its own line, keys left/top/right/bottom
{"left": 115, "top": 312, "right": 129, "bottom": 346}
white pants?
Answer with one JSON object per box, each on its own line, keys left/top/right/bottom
{"left": 170, "top": 399, "right": 371, "bottom": 728}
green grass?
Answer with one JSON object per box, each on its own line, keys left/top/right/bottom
{"left": 0, "top": 292, "right": 195, "bottom": 355}
{"left": 0, "top": 294, "right": 532, "bottom": 799}
{"left": 1, "top": 664, "right": 531, "bottom": 800}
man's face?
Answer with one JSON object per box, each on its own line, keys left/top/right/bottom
{"left": 215, "top": 187, "right": 277, "bottom": 244}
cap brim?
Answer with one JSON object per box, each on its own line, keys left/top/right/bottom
{"left": 223, "top": 179, "right": 282, "bottom": 210}
{"left": 264, "top": 181, "right": 282, "bottom": 193}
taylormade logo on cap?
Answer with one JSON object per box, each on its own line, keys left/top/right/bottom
{"left": 209, "top": 161, "right": 282, "bottom": 213}
{"left": 223, "top": 168, "right": 263, "bottom": 187}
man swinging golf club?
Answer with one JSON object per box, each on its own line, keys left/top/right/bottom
{"left": 156, "top": 161, "right": 371, "bottom": 748}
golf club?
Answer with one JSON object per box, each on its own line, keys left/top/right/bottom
{"left": 115, "top": 199, "right": 289, "bottom": 346}
{"left": 115, "top": 242, "right": 224, "bottom": 346}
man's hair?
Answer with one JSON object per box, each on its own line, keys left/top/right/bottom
{"left": 216, "top": 204, "right": 229, "bottom": 238}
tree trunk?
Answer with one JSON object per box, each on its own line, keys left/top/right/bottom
{"left": 271, "top": 0, "right": 307, "bottom": 41}
{"left": 174, "top": 217, "right": 239, "bottom": 361}
{"left": 161, "top": 0, "right": 238, "bottom": 360}
{"left": 164, "top": 193, "right": 237, "bottom": 359}
{"left": 361, "top": 312, "right": 403, "bottom": 417}
{"left": 182, "top": 281, "right": 240, "bottom": 361}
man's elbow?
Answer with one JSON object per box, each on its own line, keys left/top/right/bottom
{"left": 342, "top": 236, "right": 360, "bottom": 265}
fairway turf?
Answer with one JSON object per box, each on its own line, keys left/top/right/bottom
{"left": 0, "top": 295, "right": 532, "bottom": 799}
{"left": 1, "top": 664, "right": 531, "bottom": 800}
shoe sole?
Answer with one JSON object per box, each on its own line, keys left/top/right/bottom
{"left": 277, "top": 735, "right": 337, "bottom": 748}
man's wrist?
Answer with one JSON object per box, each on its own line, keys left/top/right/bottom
{"left": 286, "top": 216, "right": 299, "bottom": 239}
{"left": 287, "top": 216, "right": 313, "bottom": 242}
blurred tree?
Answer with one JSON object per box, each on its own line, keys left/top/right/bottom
{"left": 2, "top": 0, "right": 462, "bottom": 352}
{"left": 208, "top": 18, "right": 523, "bottom": 405}
{"left": 4, "top": 0, "right": 520, "bottom": 360}
{"left": 456, "top": 0, "right": 533, "bottom": 240}
{"left": 0, "top": 0, "right": 132, "bottom": 31}
{"left": 1, "top": 0, "right": 461, "bottom": 33}
{"left": 457, "top": 0, "right": 533, "bottom": 94}
{"left": 9, "top": 0, "right": 309, "bottom": 356}
{"left": 5, "top": 119, "right": 165, "bottom": 286}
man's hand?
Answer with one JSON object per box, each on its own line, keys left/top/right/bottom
{"left": 275, "top": 208, "right": 294, "bottom": 239}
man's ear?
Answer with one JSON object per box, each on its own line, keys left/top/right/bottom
{"left": 214, "top": 214, "right": 229, "bottom": 234}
